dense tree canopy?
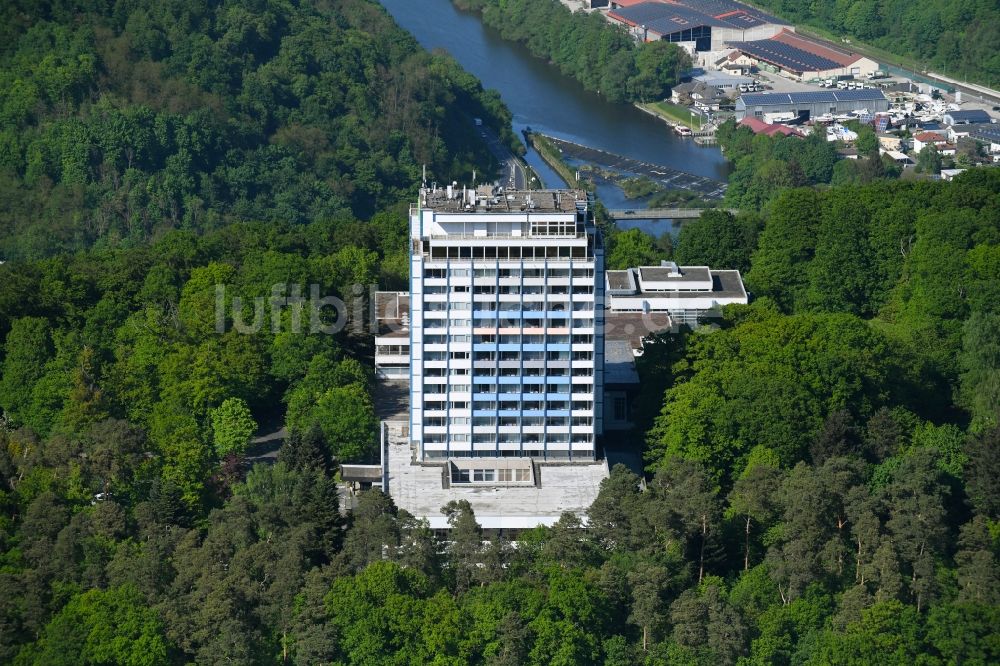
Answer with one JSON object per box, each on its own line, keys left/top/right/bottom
{"left": 1, "top": 1, "right": 998, "bottom": 664}
{"left": 0, "top": 0, "right": 515, "bottom": 259}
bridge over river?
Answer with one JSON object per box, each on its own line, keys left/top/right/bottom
{"left": 539, "top": 134, "right": 728, "bottom": 200}
{"left": 606, "top": 207, "right": 739, "bottom": 220}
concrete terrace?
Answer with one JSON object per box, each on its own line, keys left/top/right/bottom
{"left": 381, "top": 420, "right": 609, "bottom": 530}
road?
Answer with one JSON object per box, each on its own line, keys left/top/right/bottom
{"left": 477, "top": 123, "right": 529, "bottom": 189}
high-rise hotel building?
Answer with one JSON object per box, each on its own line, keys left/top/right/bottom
{"left": 409, "top": 186, "right": 604, "bottom": 462}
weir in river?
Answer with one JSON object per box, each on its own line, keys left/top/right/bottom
{"left": 539, "top": 135, "right": 729, "bottom": 200}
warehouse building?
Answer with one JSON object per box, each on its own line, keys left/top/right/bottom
{"left": 943, "top": 109, "right": 994, "bottom": 126}
{"left": 735, "top": 89, "right": 889, "bottom": 121}
{"left": 608, "top": 0, "right": 787, "bottom": 52}
{"left": 727, "top": 30, "right": 879, "bottom": 80}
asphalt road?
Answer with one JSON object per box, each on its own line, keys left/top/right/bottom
{"left": 477, "top": 124, "right": 528, "bottom": 189}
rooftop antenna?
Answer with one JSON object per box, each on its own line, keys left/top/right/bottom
{"left": 422, "top": 164, "right": 427, "bottom": 188}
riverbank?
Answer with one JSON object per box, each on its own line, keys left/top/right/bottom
{"left": 377, "top": 0, "right": 730, "bottom": 190}
{"left": 637, "top": 101, "right": 703, "bottom": 131}
{"left": 524, "top": 131, "right": 581, "bottom": 190}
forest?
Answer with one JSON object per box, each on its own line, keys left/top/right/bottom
{"left": 452, "top": 0, "right": 690, "bottom": 104}
{"left": 2, "top": 0, "right": 1000, "bottom": 665}
{"left": 0, "top": 0, "right": 516, "bottom": 260}
{"left": 747, "top": 0, "right": 1000, "bottom": 88}
{"left": 2, "top": 174, "right": 1000, "bottom": 663}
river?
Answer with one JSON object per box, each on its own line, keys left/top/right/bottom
{"left": 378, "top": 0, "right": 730, "bottom": 235}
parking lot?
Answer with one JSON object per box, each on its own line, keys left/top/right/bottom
{"left": 754, "top": 69, "right": 826, "bottom": 93}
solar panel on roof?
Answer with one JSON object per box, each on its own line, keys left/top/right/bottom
{"left": 787, "top": 91, "right": 838, "bottom": 104}
{"left": 739, "top": 93, "right": 792, "bottom": 106}
{"left": 615, "top": 2, "right": 720, "bottom": 28}
{"left": 728, "top": 40, "right": 843, "bottom": 74}
{"left": 832, "top": 89, "right": 887, "bottom": 102}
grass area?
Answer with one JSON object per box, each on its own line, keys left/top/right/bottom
{"left": 641, "top": 101, "right": 703, "bottom": 130}
{"left": 525, "top": 132, "right": 590, "bottom": 190}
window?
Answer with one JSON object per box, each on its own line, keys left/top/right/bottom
{"left": 499, "top": 469, "right": 512, "bottom": 482}
{"left": 614, "top": 397, "right": 627, "bottom": 421}
{"left": 455, "top": 470, "right": 471, "bottom": 483}
{"left": 473, "top": 469, "right": 496, "bottom": 482}
{"left": 515, "top": 468, "right": 531, "bottom": 482}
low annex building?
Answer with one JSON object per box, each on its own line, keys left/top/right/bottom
{"left": 606, "top": 261, "right": 748, "bottom": 325}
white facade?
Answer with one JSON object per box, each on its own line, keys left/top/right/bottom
{"left": 409, "top": 187, "right": 604, "bottom": 463}
{"left": 606, "top": 262, "right": 748, "bottom": 324}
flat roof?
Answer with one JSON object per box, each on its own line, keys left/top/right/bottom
{"left": 375, "top": 291, "right": 409, "bottom": 336}
{"left": 375, "top": 291, "right": 409, "bottom": 319}
{"left": 616, "top": 270, "right": 747, "bottom": 301}
{"left": 639, "top": 265, "right": 712, "bottom": 283}
{"left": 605, "top": 339, "right": 640, "bottom": 385}
{"left": 340, "top": 465, "right": 383, "bottom": 482}
{"left": 607, "top": 270, "right": 634, "bottom": 290}
{"left": 419, "top": 186, "right": 588, "bottom": 214}
{"left": 605, "top": 311, "right": 676, "bottom": 351}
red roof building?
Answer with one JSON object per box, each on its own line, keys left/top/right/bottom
{"left": 738, "top": 116, "right": 804, "bottom": 137}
